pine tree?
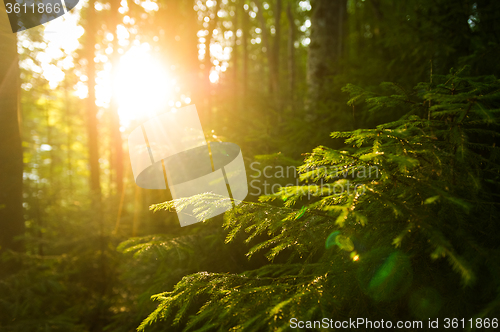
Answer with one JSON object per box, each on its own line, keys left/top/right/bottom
{"left": 132, "top": 67, "right": 500, "bottom": 331}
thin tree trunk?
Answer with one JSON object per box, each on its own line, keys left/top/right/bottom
{"left": 185, "top": 4, "right": 200, "bottom": 105}
{"left": 286, "top": 3, "right": 296, "bottom": 112}
{"left": 35, "top": 174, "right": 43, "bottom": 255}
{"left": 85, "top": 0, "right": 102, "bottom": 199}
{"left": 109, "top": 0, "right": 123, "bottom": 196}
{"left": 273, "top": 0, "right": 282, "bottom": 97}
{"left": 232, "top": 1, "right": 239, "bottom": 113}
{"left": 132, "top": 186, "right": 142, "bottom": 237}
{"left": 254, "top": 0, "right": 275, "bottom": 94}
{"left": 242, "top": 1, "right": 249, "bottom": 100}
{"left": 64, "top": 76, "right": 73, "bottom": 193}
{"left": 113, "top": 162, "right": 128, "bottom": 235}
{"left": 0, "top": 9, "right": 24, "bottom": 252}
{"left": 203, "top": 0, "right": 222, "bottom": 126}
{"left": 273, "top": 0, "right": 283, "bottom": 124}
{"left": 84, "top": 3, "right": 106, "bottom": 308}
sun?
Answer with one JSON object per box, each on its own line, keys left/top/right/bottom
{"left": 114, "top": 43, "right": 174, "bottom": 125}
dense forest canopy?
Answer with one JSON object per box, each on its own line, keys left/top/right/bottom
{"left": 1, "top": 0, "right": 500, "bottom": 331}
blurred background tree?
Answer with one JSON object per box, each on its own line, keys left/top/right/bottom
{"left": 0, "top": 1, "right": 24, "bottom": 254}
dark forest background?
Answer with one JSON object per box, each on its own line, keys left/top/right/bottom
{"left": 1, "top": 0, "right": 500, "bottom": 331}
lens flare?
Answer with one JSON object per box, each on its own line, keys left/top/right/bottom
{"left": 357, "top": 248, "right": 413, "bottom": 302}
{"left": 325, "top": 231, "right": 340, "bottom": 249}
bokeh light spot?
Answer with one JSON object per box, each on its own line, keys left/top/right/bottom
{"left": 357, "top": 248, "right": 413, "bottom": 302}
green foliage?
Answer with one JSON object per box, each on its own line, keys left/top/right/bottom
{"left": 0, "top": 232, "right": 120, "bottom": 332}
{"left": 135, "top": 69, "right": 500, "bottom": 331}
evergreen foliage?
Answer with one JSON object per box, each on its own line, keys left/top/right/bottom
{"left": 135, "top": 68, "right": 500, "bottom": 330}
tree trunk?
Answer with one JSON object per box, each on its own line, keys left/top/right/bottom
{"left": 254, "top": 0, "right": 274, "bottom": 94}
{"left": 109, "top": 0, "right": 123, "bottom": 196}
{"left": 272, "top": 0, "right": 282, "bottom": 97}
{"left": 307, "top": 0, "right": 346, "bottom": 113}
{"left": 203, "top": 0, "right": 222, "bottom": 126}
{"left": 85, "top": 0, "right": 102, "bottom": 199}
{"left": 286, "top": 3, "right": 296, "bottom": 111}
{"left": 242, "top": 1, "right": 249, "bottom": 100}
{"left": 156, "top": 0, "right": 198, "bottom": 104}
{"left": 0, "top": 9, "right": 24, "bottom": 252}
{"left": 232, "top": 0, "right": 239, "bottom": 113}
